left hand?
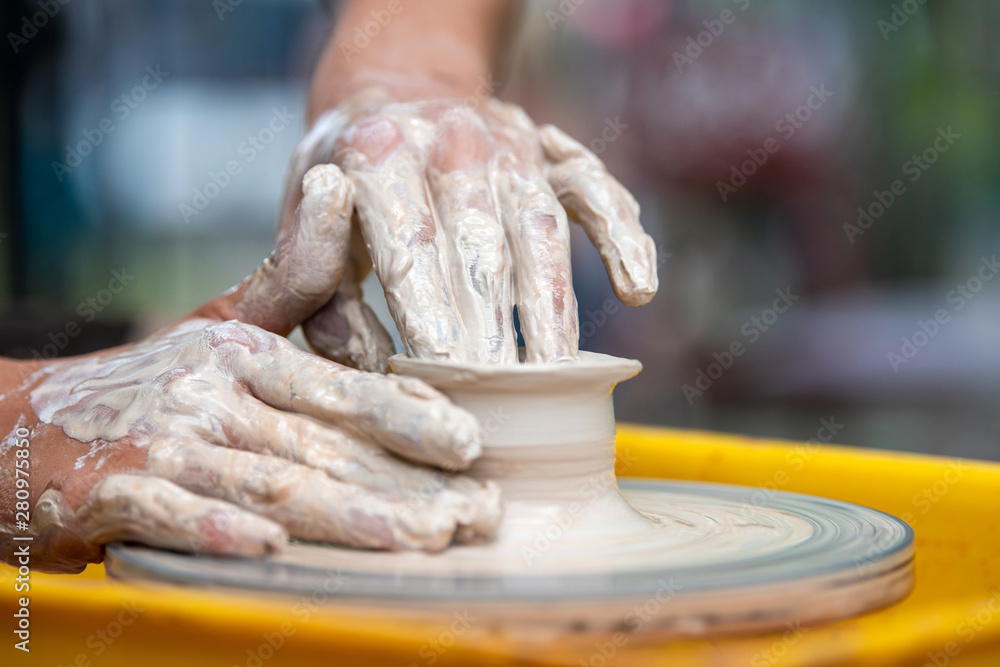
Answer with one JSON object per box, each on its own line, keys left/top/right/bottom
{"left": 0, "top": 165, "right": 502, "bottom": 573}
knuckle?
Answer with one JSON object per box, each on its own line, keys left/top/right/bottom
{"left": 146, "top": 439, "right": 190, "bottom": 471}
{"left": 302, "top": 163, "right": 349, "bottom": 197}
{"left": 201, "top": 321, "right": 274, "bottom": 353}
{"left": 87, "top": 475, "right": 131, "bottom": 509}
{"left": 439, "top": 105, "right": 480, "bottom": 130}
{"left": 521, "top": 190, "right": 562, "bottom": 218}
{"left": 458, "top": 219, "right": 506, "bottom": 259}
{"left": 390, "top": 374, "right": 442, "bottom": 400}
{"left": 201, "top": 321, "right": 240, "bottom": 349}
{"left": 339, "top": 115, "right": 403, "bottom": 164}
{"left": 479, "top": 223, "right": 507, "bottom": 252}
{"left": 488, "top": 99, "right": 534, "bottom": 129}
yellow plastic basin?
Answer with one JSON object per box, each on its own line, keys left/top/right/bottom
{"left": 3, "top": 425, "right": 999, "bottom": 666}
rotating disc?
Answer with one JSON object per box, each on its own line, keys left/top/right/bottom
{"left": 106, "top": 480, "right": 914, "bottom": 638}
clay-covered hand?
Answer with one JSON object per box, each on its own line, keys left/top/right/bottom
{"left": 281, "top": 88, "right": 659, "bottom": 370}
{"left": 1, "top": 166, "right": 500, "bottom": 573}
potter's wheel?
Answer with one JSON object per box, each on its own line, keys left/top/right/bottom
{"left": 106, "top": 479, "right": 913, "bottom": 638}
{"left": 106, "top": 352, "right": 913, "bottom": 638}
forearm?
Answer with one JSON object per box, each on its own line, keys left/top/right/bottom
{"left": 0, "top": 358, "right": 43, "bottom": 537}
{"left": 310, "top": 0, "right": 522, "bottom": 118}
{"left": 0, "top": 359, "right": 41, "bottom": 431}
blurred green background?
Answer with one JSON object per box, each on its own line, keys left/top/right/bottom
{"left": 2, "top": 0, "right": 999, "bottom": 461}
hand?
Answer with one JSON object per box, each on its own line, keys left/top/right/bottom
{"left": 282, "top": 84, "right": 659, "bottom": 370}
{"left": 1, "top": 166, "right": 501, "bottom": 573}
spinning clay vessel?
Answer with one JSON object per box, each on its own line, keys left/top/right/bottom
{"left": 107, "top": 352, "right": 914, "bottom": 639}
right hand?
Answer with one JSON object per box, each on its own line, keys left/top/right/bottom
{"left": 1, "top": 166, "right": 501, "bottom": 574}
{"left": 281, "top": 85, "right": 659, "bottom": 371}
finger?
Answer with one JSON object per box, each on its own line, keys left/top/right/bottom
{"left": 147, "top": 438, "right": 471, "bottom": 551}
{"left": 228, "top": 333, "right": 481, "bottom": 469}
{"left": 285, "top": 114, "right": 394, "bottom": 369}
{"left": 302, "top": 261, "right": 395, "bottom": 373}
{"left": 77, "top": 474, "right": 287, "bottom": 557}
{"left": 22, "top": 489, "right": 100, "bottom": 572}
{"left": 336, "top": 115, "right": 467, "bottom": 361}
{"left": 492, "top": 154, "right": 579, "bottom": 362}
{"left": 278, "top": 109, "right": 351, "bottom": 237}
{"left": 209, "top": 396, "right": 503, "bottom": 543}
{"left": 538, "top": 124, "right": 658, "bottom": 306}
{"left": 427, "top": 111, "right": 518, "bottom": 364}
{"left": 195, "top": 164, "right": 354, "bottom": 334}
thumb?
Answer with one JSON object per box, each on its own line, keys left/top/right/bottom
{"left": 193, "top": 164, "right": 354, "bottom": 334}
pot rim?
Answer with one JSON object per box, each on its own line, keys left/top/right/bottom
{"left": 388, "top": 351, "right": 642, "bottom": 392}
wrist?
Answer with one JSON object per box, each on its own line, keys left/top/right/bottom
{"left": 0, "top": 358, "right": 44, "bottom": 540}
{"left": 0, "top": 358, "right": 43, "bottom": 432}
{"left": 308, "top": 0, "right": 518, "bottom": 120}
{"left": 0, "top": 358, "right": 42, "bottom": 397}
{"left": 310, "top": 38, "right": 493, "bottom": 119}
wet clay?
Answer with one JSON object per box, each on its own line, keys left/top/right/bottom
{"left": 279, "top": 353, "right": 820, "bottom": 575}
{"left": 23, "top": 317, "right": 500, "bottom": 553}
{"left": 106, "top": 352, "right": 914, "bottom": 641}
{"left": 284, "top": 86, "right": 659, "bottom": 369}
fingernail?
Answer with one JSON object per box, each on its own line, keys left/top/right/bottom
{"left": 261, "top": 523, "right": 288, "bottom": 554}
{"left": 448, "top": 411, "right": 482, "bottom": 465}
{"left": 618, "top": 240, "right": 659, "bottom": 305}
